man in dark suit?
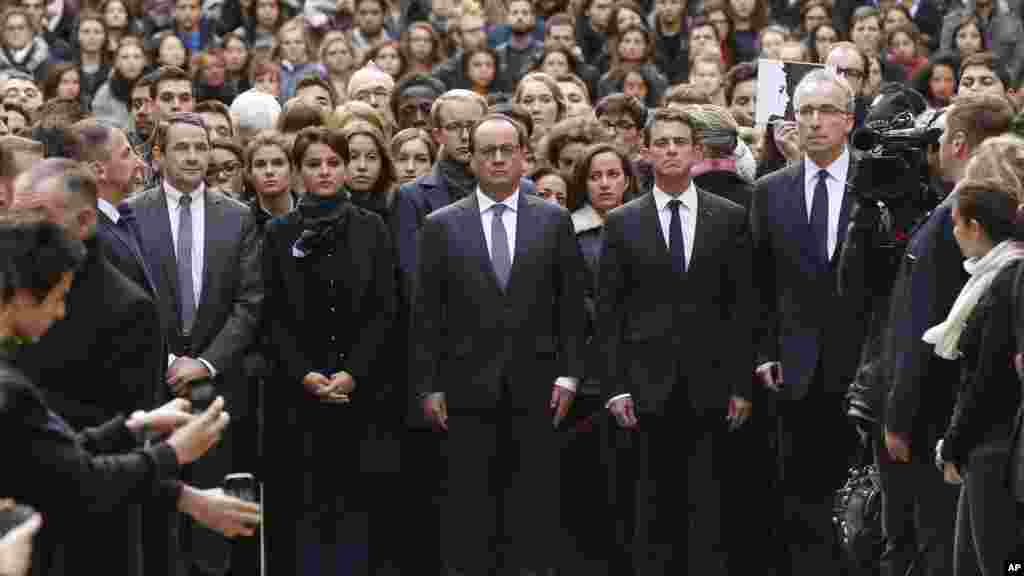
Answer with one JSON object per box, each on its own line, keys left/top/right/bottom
{"left": 750, "top": 68, "right": 871, "bottom": 575}
{"left": 871, "top": 94, "right": 1014, "bottom": 576}
{"left": 126, "top": 112, "right": 262, "bottom": 576}
{"left": 596, "top": 106, "right": 753, "bottom": 575}
{"left": 410, "top": 113, "right": 587, "bottom": 575}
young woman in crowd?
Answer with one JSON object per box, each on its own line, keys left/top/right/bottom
{"left": 207, "top": 138, "right": 246, "bottom": 201}
{"left": 100, "top": 0, "right": 143, "bottom": 57}
{"left": 464, "top": 47, "right": 498, "bottom": 96}
{"left": 952, "top": 15, "right": 985, "bottom": 61}
{"left": 569, "top": 142, "right": 634, "bottom": 275}
{"left": 798, "top": 0, "right": 830, "bottom": 39}
{"left": 153, "top": 30, "right": 189, "bottom": 70}
{"left": 343, "top": 123, "right": 397, "bottom": 218}
{"left": 863, "top": 54, "right": 884, "bottom": 101}
{"left": 262, "top": 125, "right": 394, "bottom": 575}
{"left": 222, "top": 31, "right": 251, "bottom": 93}
{"left": 321, "top": 32, "right": 357, "bottom": 105}
{"left": 363, "top": 40, "right": 405, "bottom": 80}
{"left": 74, "top": 11, "right": 112, "bottom": 109}
{"left": 401, "top": 22, "right": 444, "bottom": 76}
{"left": 193, "top": 48, "right": 237, "bottom": 105}
{"left": 42, "top": 62, "right": 81, "bottom": 102}
{"left": 514, "top": 72, "right": 566, "bottom": 137}
{"left": 850, "top": 5, "right": 905, "bottom": 83}
{"left": 807, "top": 22, "right": 837, "bottom": 63}
{"left": 556, "top": 74, "right": 592, "bottom": 119}
{"left": 536, "top": 46, "right": 575, "bottom": 79}
{"left": 0, "top": 7, "right": 49, "bottom": 81}
{"left": 390, "top": 127, "right": 435, "bottom": 186}
{"left": 593, "top": 1, "right": 644, "bottom": 73}
{"left": 542, "top": 115, "right": 609, "bottom": 177}
{"left": 91, "top": 36, "right": 147, "bottom": 129}
{"left": 883, "top": 4, "right": 911, "bottom": 34}
{"left": 758, "top": 24, "right": 788, "bottom": 60}
{"left": 930, "top": 136, "right": 1024, "bottom": 576}
{"left": 910, "top": 52, "right": 959, "bottom": 111}
{"left": 887, "top": 24, "right": 927, "bottom": 79}
{"left": 725, "top": 0, "right": 767, "bottom": 65}
{"left": 245, "top": 130, "right": 295, "bottom": 213}
{"left": 250, "top": 56, "right": 282, "bottom": 99}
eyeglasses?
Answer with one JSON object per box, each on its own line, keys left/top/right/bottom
{"left": 400, "top": 102, "right": 433, "bottom": 116}
{"left": 834, "top": 67, "right": 865, "bottom": 80}
{"left": 476, "top": 144, "right": 519, "bottom": 159}
{"left": 796, "top": 104, "right": 848, "bottom": 119}
{"left": 443, "top": 121, "right": 476, "bottom": 134}
{"left": 602, "top": 119, "right": 637, "bottom": 132}
{"left": 208, "top": 161, "right": 242, "bottom": 177}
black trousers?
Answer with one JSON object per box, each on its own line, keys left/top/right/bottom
{"left": 774, "top": 388, "right": 858, "bottom": 576}
{"left": 612, "top": 405, "right": 726, "bottom": 576}
{"left": 954, "top": 440, "right": 1022, "bottom": 576}
{"left": 877, "top": 435, "right": 959, "bottom": 576}
{"left": 439, "top": 405, "right": 566, "bottom": 573}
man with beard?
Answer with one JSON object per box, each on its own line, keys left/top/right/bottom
{"left": 493, "top": 0, "right": 543, "bottom": 91}
{"left": 390, "top": 74, "right": 444, "bottom": 131}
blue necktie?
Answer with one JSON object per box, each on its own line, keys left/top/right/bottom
{"left": 178, "top": 194, "right": 196, "bottom": 334}
{"left": 810, "top": 169, "right": 830, "bottom": 263}
{"left": 490, "top": 204, "right": 511, "bottom": 290}
{"left": 668, "top": 199, "right": 686, "bottom": 275}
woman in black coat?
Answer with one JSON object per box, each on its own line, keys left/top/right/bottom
{"left": 931, "top": 139, "right": 1024, "bottom": 576}
{"left": 262, "top": 126, "right": 395, "bottom": 576}
{"left": 0, "top": 217, "right": 255, "bottom": 576}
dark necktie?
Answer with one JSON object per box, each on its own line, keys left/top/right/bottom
{"left": 177, "top": 194, "right": 196, "bottom": 335}
{"left": 490, "top": 204, "right": 511, "bottom": 291}
{"left": 810, "top": 169, "right": 829, "bottom": 263}
{"left": 668, "top": 198, "right": 686, "bottom": 275}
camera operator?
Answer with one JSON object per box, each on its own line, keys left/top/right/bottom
{"left": 869, "top": 94, "right": 1013, "bottom": 576}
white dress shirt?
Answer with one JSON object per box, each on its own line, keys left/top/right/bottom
{"left": 97, "top": 198, "right": 120, "bottom": 224}
{"left": 653, "top": 181, "right": 698, "bottom": 268}
{"left": 476, "top": 187, "right": 577, "bottom": 393}
{"left": 164, "top": 182, "right": 216, "bottom": 376}
{"left": 165, "top": 181, "right": 206, "bottom": 305}
{"left": 607, "top": 181, "right": 699, "bottom": 408}
{"left": 803, "top": 148, "right": 850, "bottom": 261}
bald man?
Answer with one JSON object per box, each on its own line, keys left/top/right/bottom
{"left": 0, "top": 135, "right": 43, "bottom": 211}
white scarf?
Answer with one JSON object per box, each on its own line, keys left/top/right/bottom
{"left": 923, "top": 239, "right": 1024, "bottom": 359}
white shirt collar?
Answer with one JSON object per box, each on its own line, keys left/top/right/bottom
{"left": 164, "top": 180, "right": 205, "bottom": 208}
{"left": 803, "top": 147, "right": 850, "bottom": 185}
{"left": 652, "top": 180, "right": 697, "bottom": 213}
{"left": 97, "top": 197, "right": 120, "bottom": 223}
{"left": 477, "top": 187, "right": 520, "bottom": 214}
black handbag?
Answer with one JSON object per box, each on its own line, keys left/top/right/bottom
{"left": 833, "top": 462, "right": 884, "bottom": 566}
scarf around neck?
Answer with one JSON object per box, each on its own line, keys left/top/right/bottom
{"left": 438, "top": 158, "right": 477, "bottom": 201}
{"left": 923, "top": 239, "right": 1024, "bottom": 359}
{"left": 291, "top": 193, "right": 350, "bottom": 259}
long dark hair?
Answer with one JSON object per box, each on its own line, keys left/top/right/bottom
{"left": 568, "top": 142, "right": 636, "bottom": 212}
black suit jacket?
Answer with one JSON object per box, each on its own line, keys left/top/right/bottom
{"left": 97, "top": 209, "right": 157, "bottom": 297}
{"left": 881, "top": 194, "right": 965, "bottom": 450}
{"left": 0, "top": 356, "right": 180, "bottom": 576}
{"left": 595, "top": 189, "right": 754, "bottom": 415}
{"left": 126, "top": 187, "right": 262, "bottom": 417}
{"left": 409, "top": 191, "right": 586, "bottom": 412}
{"left": 751, "top": 156, "right": 871, "bottom": 400}
{"left": 18, "top": 238, "right": 163, "bottom": 429}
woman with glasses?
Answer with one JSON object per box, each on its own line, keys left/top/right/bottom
{"left": 207, "top": 138, "right": 247, "bottom": 201}
{"left": 91, "top": 36, "right": 146, "bottom": 130}
{"left": 262, "top": 125, "right": 395, "bottom": 575}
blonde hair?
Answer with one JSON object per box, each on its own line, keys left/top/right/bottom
{"left": 328, "top": 99, "right": 392, "bottom": 140}
{"left": 961, "top": 135, "right": 1024, "bottom": 202}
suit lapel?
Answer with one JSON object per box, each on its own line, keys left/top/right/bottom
{"left": 641, "top": 193, "right": 671, "bottom": 265}
{"left": 144, "top": 188, "right": 181, "bottom": 327}
{"left": 687, "top": 190, "right": 716, "bottom": 278}
{"left": 458, "top": 194, "right": 503, "bottom": 295}
{"left": 833, "top": 154, "right": 858, "bottom": 265}
{"left": 195, "top": 191, "right": 220, "bottom": 327}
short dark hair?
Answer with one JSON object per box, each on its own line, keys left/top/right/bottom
{"left": 644, "top": 106, "right": 702, "bottom": 147}
{"left": 195, "top": 100, "right": 233, "bottom": 135}
{"left": 0, "top": 212, "right": 86, "bottom": 304}
{"left": 960, "top": 51, "right": 1012, "bottom": 89}
{"left": 296, "top": 74, "right": 339, "bottom": 109}
{"left": 469, "top": 113, "right": 529, "bottom": 154}
{"left": 390, "top": 73, "right": 445, "bottom": 122}
{"left": 148, "top": 65, "right": 193, "bottom": 100}
{"left": 154, "top": 112, "right": 209, "bottom": 151}
{"left": 595, "top": 93, "right": 645, "bottom": 128}
{"left": 291, "top": 125, "right": 348, "bottom": 166}
{"left": 542, "top": 115, "right": 609, "bottom": 168}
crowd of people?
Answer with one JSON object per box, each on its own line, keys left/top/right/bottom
{"left": 1, "top": 0, "right": 1024, "bottom": 575}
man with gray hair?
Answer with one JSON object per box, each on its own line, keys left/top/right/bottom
{"left": 750, "top": 68, "right": 868, "bottom": 575}
{"left": 229, "top": 88, "right": 282, "bottom": 142}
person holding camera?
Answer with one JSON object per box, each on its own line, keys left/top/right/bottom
{"left": 0, "top": 161, "right": 260, "bottom": 576}
{"left": 875, "top": 94, "right": 1014, "bottom": 576}
{"left": 930, "top": 135, "right": 1024, "bottom": 575}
